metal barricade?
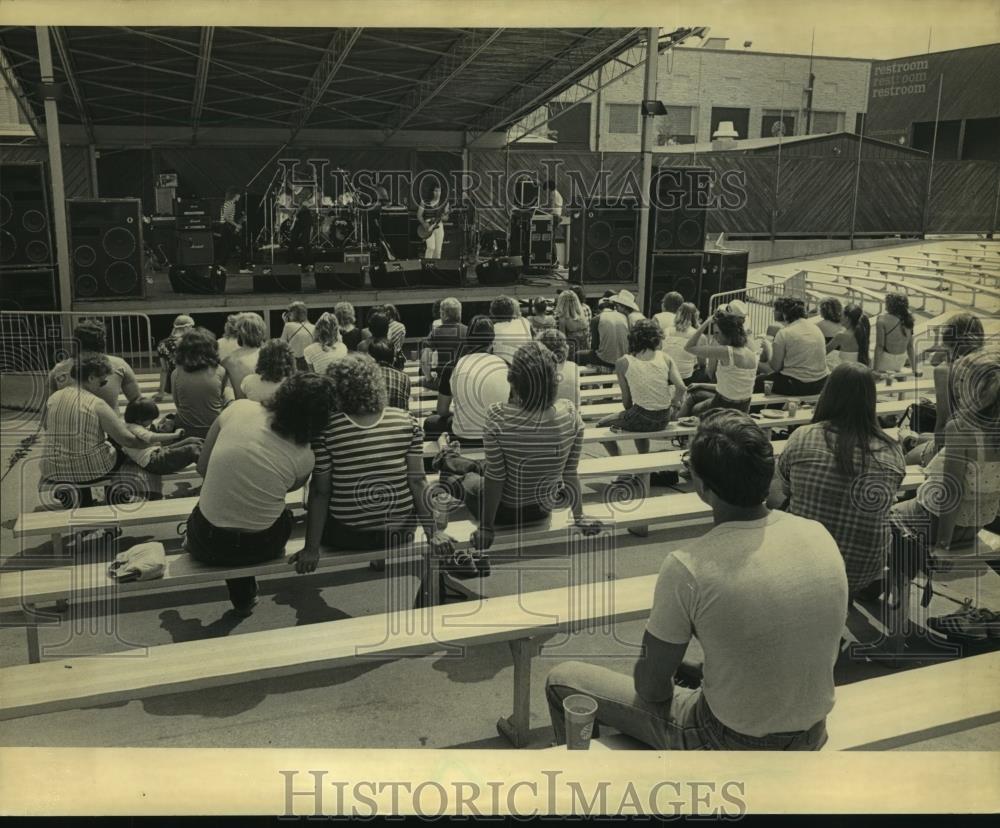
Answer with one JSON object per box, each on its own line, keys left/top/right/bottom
{"left": 709, "top": 271, "right": 809, "bottom": 338}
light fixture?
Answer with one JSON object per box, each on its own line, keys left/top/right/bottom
{"left": 743, "top": 40, "right": 753, "bottom": 48}
{"left": 641, "top": 100, "right": 668, "bottom": 117}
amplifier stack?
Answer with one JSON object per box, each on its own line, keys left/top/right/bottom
{"left": 0, "top": 162, "right": 58, "bottom": 310}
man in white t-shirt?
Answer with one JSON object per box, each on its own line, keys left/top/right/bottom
{"left": 545, "top": 409, "right": 848, "bottom": 749}
{"left": 489, "top": 295, "right": 534, "bottom": 365}
{"left": 653, "top": 291, "right": 684, "bottom": 333}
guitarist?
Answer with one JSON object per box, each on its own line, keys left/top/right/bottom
{"left": 416, "top": 182, "right": 449, "bottom": 260}
{"left": 215, "top": 186, "right": 243, "bottom": 267}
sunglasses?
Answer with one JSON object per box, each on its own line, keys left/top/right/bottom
{"left": 98, "top": 379, "right": 109, "bottom": 386}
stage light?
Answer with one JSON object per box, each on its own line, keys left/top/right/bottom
{"left": 642, "top": 100, "right": 668, "bottom": 117}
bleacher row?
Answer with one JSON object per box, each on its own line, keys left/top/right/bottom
{"left": 5, "top": 246, "right": 999, "bottom": 748}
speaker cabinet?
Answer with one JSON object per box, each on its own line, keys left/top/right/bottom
{"left": 650, "top": 167, "right": 710, "bottom": 252}
{"left": 315, "top": 261, "right": 365, "bottom": 290}
{"left": 0, "top": 267, "right": 57, "bottom": 311}
{"left": 475, "top": 255, "right": 522, "bottom": 286}
{"left": 421, "top": 259, "right": 463, "bottom": 288}
{"left": 569, "top": 202, "right": 640, "bottom": 284}
{"left": 700, "top": 250, "right": 749, "bottom": 316}
{"left": 168, "top": 264, "right": 227, "bottom": 295}
{"left": 68, "top": 199, "right": 144, "bottom": 300}
{"left": 646, "top": 253, "right": 704, "bottom": 317}
{"left": 0, "top": 163, "right": 52, "bottom": 267}
{"left": 252, "top": 264, "right": 302, "bottom": 293}
{"left": 176, "top": 230, "right": 214, "bottom": 266}
{"left": 370, "top": 258, "right": 423, "bottom": 290}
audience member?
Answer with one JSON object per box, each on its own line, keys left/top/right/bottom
{"left": 222, "top": 312, "right": 266, "bottom": 400}
{"left": 334, "top": 302, "right": 364, "bottom": 351}
{"left": 613, "top": 289, "right": 644, "bottom": 327}
{"left": 680, "top": 311, "right": 758, "bottom": 415}
{"left": 358, "top": 311, "right": 405, "bottom": 369}
{"left": 769, "top": 363, "right": 905, "bottom": 595}
{"left": 826, "top": 303, "right": 870, "bottom": 367}
{"left": 242, "top": 338, "right": 295, "bottom": 403}
{"left": 756, "top": 297, "right": 829, "bottom": 395}
{"left": 304, "top": 312, "right": 347, "bottom": 374}
{"left": 577, "top": 296, "right": 630, "bottom": 372}
{"left": 171, "top": 327, "right": 229, "bottom": 439}
{"left": 216, "top": 314, "right": 240, "bottom": 362}
{"left": 279, "top": 301, "right": 315, "bottom": 371}
{"left": 874, "top": 293, "right": 917, "bottom": 374}
{"left": 420, "top": 296, "right": 466, "bottom": 386}
{"left": 662, "top": 302, "right": 705, "bottom": 385}
{"left": 528, "top": 297, "right": 556, "bottom": 337}
{"left": 40, "top": 354, "right": 147, "bottom": 508}
{"left": 423, "top": 315, "right": 510, "bottom": 441}
{"left": 123, "top": 398, "right": 204, "bottom": 477}
{"left": 383, "top": 304, "right": 407, "bottom": 352}
{"left": 545, "top": 409, "right": 847, "bottom": 750}
{"left": 925, "top": 312, "right": 985, "bottom": 451}
{"left": 490, "top": 295, "right": 534, "bottom": 364}
{"left": 438, "top": 343, "right": 600, "bottom": 551}
{"left": 186, "top": 373, "right": 336, "bottom": 616}
{"left": 570, "top": 285, "right": 592, "bottom": 324}
{"left": 554, "top": 289, "right": 590, "bottom": 359}
{"left": 653, "top": 291, "right": 684, "bottom": 333}
{"left": 368, "top": 337, "right": 412, "bottom": 410}
{"left": 48, "top": 319, "right": 141, "bottom": 414}
{"left": 154, "top": 314, "right": 194, "bottom": 401}
{"left": 816, "top": 297, "right": 844, "bottom": 341}
{"left": 295, "top": 354, "right": 452, "bottom": 562}
{"left": 538, "top": 328, "right": 580, "bottom": 409}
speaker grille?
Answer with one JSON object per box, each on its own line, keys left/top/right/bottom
{"left": 74, "top": 245, "right": 97, "bottom": 267}
{"left": 75, "top": 274, "right": 99, "bottom": 297}
{"left": 107, "top": 261, "right": 139, "bottom": 294}
{"left": 676, "top": 218, "right": 704, "bottom": 249}
{"left": 22, "top": 209, "right": 46, "bottom": 233}
{"left": 103, "top": 227, "right": 137, "bottom": 259}
{"left": 0, "top": 195, "right": 11, "bottom": 226}
{"left": 25, "top": 239, "right": 49, "bottom": 263}
{"left": 584, "top": 250, "right": 612, "bottom": 281}
{"left": 586, "top": 219, "right": 613, "bottom": 249}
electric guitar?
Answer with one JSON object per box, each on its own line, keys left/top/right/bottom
{"left": 416, "top": 203, "right": 450, "bottom": 240}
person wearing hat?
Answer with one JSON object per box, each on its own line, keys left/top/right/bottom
{"left": 154, "top": 314, "right": 195, "bottom": 402}
{"left": 720, "top": 298, "right": 772, "bottom": 368}
{"left": 578, "top": 293, "right": 632, "bottom": 372}
{"left": 613, "top": 289, "right": 645, "bottom": 328}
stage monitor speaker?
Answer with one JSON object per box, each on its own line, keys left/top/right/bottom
{"left": 370, "top": 258, "right": 423, "bottom": 290}
{"left": 700, "top": 250, "right": 750, "bottom": 318}
{"left": 315, "top": 261, "right": 365, "bottom": 290}
{"left": 475, "top": 255, "right": 522, "bottom": 286}
{"left": 646, "top": 253, "right": 705, "bottom": 317}
{"left": 0, "top": 163, "right": 53, "bottom": 268}
{"left": 650, "top": 167, "right": 710, "bottom": 252}
{"left": 252, "top": 264, "right": 302, "bottom": 293}
{"left": 569, "top": 202, "right": 640, "bottom": 284}
{"left": 68, "top": 198, "right": 144, "bottom": 300}
{"left": 176, "top": 230, "right": 214, "bottom": 266}
{"left": 421, "top": 259, "right": 463, "bottom": 288}
{"left": 0, "top": 267, "right": 57, "bottom": 311}
{"left": 168, "top": 264, "right": 227, "bottom": 295}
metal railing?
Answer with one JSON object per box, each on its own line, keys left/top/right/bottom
{"left": 709, "top": 271, "right": 809, "bottom": 339}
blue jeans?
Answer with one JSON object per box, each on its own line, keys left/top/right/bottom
{"left": 545, "top": 661, "right": 827, "bottom": 750}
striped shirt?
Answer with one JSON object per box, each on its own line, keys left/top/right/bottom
{"left": 311, "top": 408, "right": 424, "bottom": 530}
{"left": 381, "top": 365, "right": 411, "bottom": 410}
{"left": 40, "top": 386, "right": 117, "bottom": 483}
{"left": 220, "top": 198, "right": 237, "bottom": 225}
{"left": 483, "top": 400, "right": 584, "bottom": 509}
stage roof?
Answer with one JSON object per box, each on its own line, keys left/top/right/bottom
{"left": 0, "top": 27, "right": 642, "bottom": 143}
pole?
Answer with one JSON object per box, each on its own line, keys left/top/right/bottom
{"left": 923, "top": 74, "right": 944, "bottom": 236}
{"left": 88, "top": 144, "right": 99, "bottom": 197}
{"left": 636, "top": 27, "right": 659, "bottom": 315}
{"left": 36, "top": 26, "right": 73, "bottom": 314}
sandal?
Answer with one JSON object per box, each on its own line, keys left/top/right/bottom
{"left": 443, "top": 549, "right": 479, "bottom": 580}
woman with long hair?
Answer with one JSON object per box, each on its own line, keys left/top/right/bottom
{"left": 662, "top": 302, "right": 705, "bottom": 385}
{"left": 334, "top": 301, "right": 364, "bottom": 351}
{"left": 680, "top": 309, "right": 759, "bottom": 415}
{"left": 172, "top": 326, "right": 229, "bottom": 438}
{"left": 280, "top": 301, "right": 315, "bottom": 372}
{"left": 555, "top": 289, "right": 590, "bottom": 358}
{"left": 242, "top": 338, "right": 296, "bottom": 403}
{"left": 303, "top": 312, "right": 347, "bottom": 375}
{"left": 768, "top": 363, "right": 905, "bottom": 594}
{"left": 874, "top": 292, "right": 917, "bottom": 374}
{"left": 826, "top": 304, "right": 871, "bottom": 366}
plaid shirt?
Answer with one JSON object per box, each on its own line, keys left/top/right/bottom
{"left": 381, "top": 365, "right": 411, "bottom": 411}
{"left": 776, "top": 422, "right": 906, "bottom": 591}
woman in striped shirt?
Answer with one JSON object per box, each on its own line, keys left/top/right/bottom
{"left": 296, "top": 353, "right": 453, "bottom": 571}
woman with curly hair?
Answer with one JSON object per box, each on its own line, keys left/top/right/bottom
{"left": 242, "top": 338, "right": 296, "bottom": 403}
{"left": 171, "top": 326, "right": 229, "bottom": 438}
{"left": 681, "top": 309, "right": 759, "bottom": 415}
{"left": 222, "top": 312, "right": 266, "bottom": 400}
{"left": 303, "top": 312, "right": 347, "bottom": 375}
{"left": 295, "top": 353, "right": 453, "bottom": 566}
{"left": 186, "top": 373, "right": 336, "bottom": 616}
{"left": 874, "top": 292, "right": 917, "bottom": 374}
{"left": 334, "top": 301, "right": 364, "bottom": 351}
{"left": 816, "top": 297, "right": 844, "bottom": 342}
{"left": 538, "top": 328, "right": 579, "bottom": 408}
{"left": 599, "top": 319, "right": 686, "bottom": 459}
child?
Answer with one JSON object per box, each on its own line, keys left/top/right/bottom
{"left": 123, "top": 399, "right": 203, "bottom": 475}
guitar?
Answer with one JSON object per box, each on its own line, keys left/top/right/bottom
{"left": 416, "top": 203, "right": 450, "bottom": 240}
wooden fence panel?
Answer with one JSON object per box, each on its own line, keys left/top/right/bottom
{"left": 926, "top": 160, "right": 1000, "bottom": 233}
{"left": 775, "top": 158, "right": 853, "bottom": 234}
{"left": 854, "top": 159, "right": 926, "bottom": 234}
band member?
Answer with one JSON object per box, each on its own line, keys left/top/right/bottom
{"left": 287, "top": 186, "right": 315, "bottom": 267}
{"left": 417, "top": 183, "right": 448, "bottom": 260}
{"left": 215, "top": 186, "right": 242, "bottom": 266}
{"left": 540, "top": 178, "right": 567, "bottom": 268}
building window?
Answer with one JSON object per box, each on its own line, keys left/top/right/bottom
{"left": 854, "top": 112, "right": 866, "bottom": 134}
{"left": 811, "top": 111, "right": 844, "bottom": 134}
{"left": 608, "top": 103, "right": 640, "bottom": 134}
{"left": 655, "top": 105, "right": 696, "bottom": 145}
{"left": 761, "top": 110, "right": 795, "bottom": 138}
{"left": 710, "top": 106, "right": 750, "bottom": 140}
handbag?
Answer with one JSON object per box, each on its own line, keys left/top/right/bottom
{"left": 902, "top": 400, "right": 938, "bottom": 434}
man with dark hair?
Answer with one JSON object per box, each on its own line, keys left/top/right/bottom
{"left": 545, "top": 409, "right": 847, "bottom": 750}
{"left": 757, "top": 296, "right": 829, "bottom": 395}
{"left": 368, "top": 338, "right": 412, "bottom": 410}
{"left": 47, "top": 319, "right": 141, "bottom": 414}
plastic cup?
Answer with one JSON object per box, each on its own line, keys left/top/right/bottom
{"left": 785, "top": 400, "right": 800, "bottom": 417}
{"left": 763, "top": 380, "right": 774, "bottom": 395}
{"left": 563, "top": 694, "right": 599, "bottom": 750}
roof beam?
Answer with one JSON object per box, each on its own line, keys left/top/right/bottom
{"left": 380, "top": 28, "right": 504, "bottom": 145}
{"left": 190, "top": 27, "right": 214, "bottom": 139}
{"left": 288, "top": 27, "right": 363, "bottom": 141}
{"left": 0, "top": 44, "right": 43, "bottom": 139}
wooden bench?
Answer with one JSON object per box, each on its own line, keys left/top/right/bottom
{"left": 830, "top": 264, "right": 999, "bottom": 309}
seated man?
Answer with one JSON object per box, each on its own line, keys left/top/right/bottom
{"left": 545, "top": 409, "right": 848, "bottom": 750}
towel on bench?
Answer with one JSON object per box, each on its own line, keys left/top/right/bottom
{"left": 108, "top": 542, "right": 167, "bottom": 582}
